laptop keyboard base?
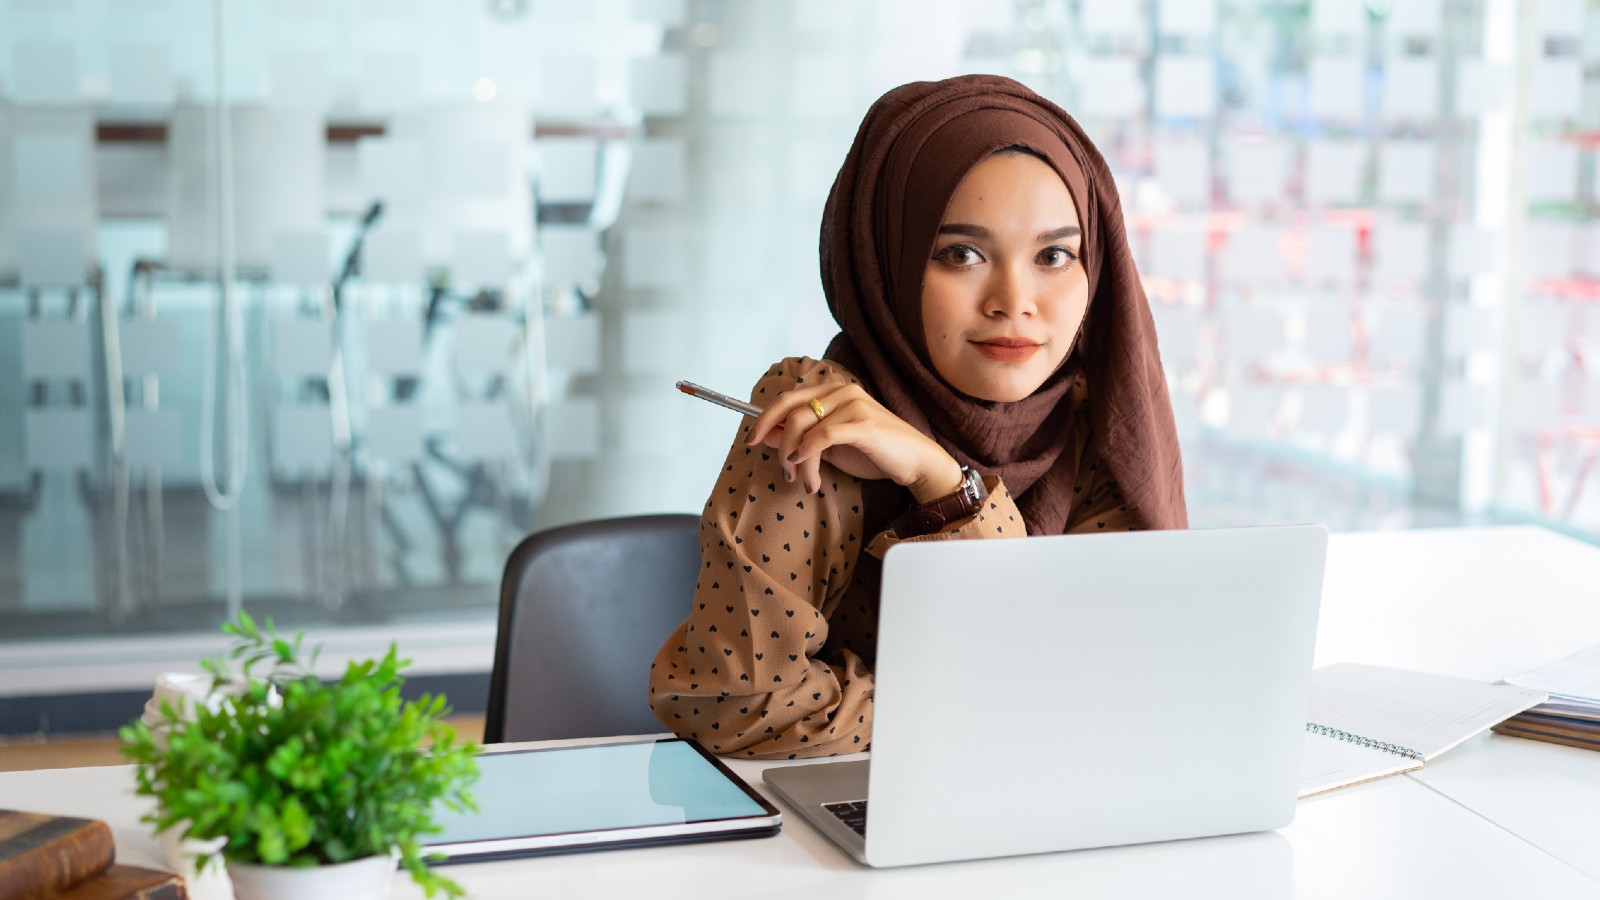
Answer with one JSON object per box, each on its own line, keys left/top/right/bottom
{"left": 824, "top": 800, "right": 868, "bottom": 836}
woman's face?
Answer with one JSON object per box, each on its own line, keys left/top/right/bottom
{"left": 920, "top": 152, "right": 1089, "bottom": 403}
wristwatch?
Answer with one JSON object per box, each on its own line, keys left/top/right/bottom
{"left": 893, "top": 465, "right": 988, "bottom": 538}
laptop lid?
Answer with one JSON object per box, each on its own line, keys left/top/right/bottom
{"left": 856, "top": 524, "right": 1326, "bottom": 867}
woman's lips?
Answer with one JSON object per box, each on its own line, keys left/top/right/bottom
{"left": 972, "top": 338, "right": 1043, "bottom": 362}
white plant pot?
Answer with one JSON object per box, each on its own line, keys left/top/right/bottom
{"left": 226, "top": 854, "right": 395, "bottom": 900}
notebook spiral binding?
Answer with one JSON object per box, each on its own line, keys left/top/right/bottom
{"left": 1305, "top": 722, "right": 1425, "bottom": 761}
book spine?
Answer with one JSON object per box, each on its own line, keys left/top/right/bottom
{"left": 0, "top": 812, "right": 117, "bottom": 900}
{"left": 1305, "top": 722, "right": 1425, "bottom": 760}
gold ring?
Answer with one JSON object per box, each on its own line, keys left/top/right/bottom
{"left": 808, "top": 398, "right": 827, "bottom": 422}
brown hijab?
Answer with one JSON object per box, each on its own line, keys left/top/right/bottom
{"left": 820, "top": 74, "right": 1187, "bottom": 535}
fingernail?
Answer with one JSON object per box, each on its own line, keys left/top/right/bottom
{"left": 786, "top": 452, "right": 798, "bottom": 463}
{"left": 784, "top": 467, "right": 794, "bottom": 483}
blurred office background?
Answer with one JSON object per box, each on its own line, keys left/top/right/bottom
{"left": 3, "top": 0, "right": 1598, "bottom": 733}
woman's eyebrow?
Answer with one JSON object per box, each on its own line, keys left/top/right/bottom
{"left": 1037, "top": 225, "right": 1082, "bottom": 241}
{"left": 935, "top": 223, "right": 1082, "bottom": 242}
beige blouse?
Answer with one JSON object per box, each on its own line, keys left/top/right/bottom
{"left": 648, "top": 357, "right": 1139, "bottom": 759}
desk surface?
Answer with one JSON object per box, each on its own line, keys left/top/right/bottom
{"left": 4, "top": 526, "right": 1598, "bottom": 899}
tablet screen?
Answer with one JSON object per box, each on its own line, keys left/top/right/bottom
{"left": 428, "top": 739, "right": 775, "bottom": 852}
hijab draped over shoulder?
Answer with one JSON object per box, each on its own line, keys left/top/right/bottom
{"left": 820, "top": 73, "right": 1187, "bottom": 534}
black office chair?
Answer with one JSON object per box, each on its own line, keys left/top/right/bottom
{"left": 483, "top": 513, "right": 700, "bottom": 743}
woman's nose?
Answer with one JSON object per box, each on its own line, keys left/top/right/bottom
{"left": 982, "top": 263, "right": 1038, "bottom": 318}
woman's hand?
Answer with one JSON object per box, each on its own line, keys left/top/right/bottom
{"left": 745, "top": 383, "right": 963, "bottom": 503}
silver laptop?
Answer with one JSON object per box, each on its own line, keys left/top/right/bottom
{"left": 763, "top": 524, "right": 1327, "bottom": 868}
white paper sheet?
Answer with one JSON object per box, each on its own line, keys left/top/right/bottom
{"left": 1145, "top": 226, "right": 1208, "bottom": 281}
{"left": 1367, "top": 386, "right": 1422, "bottom": 433}
{"left": 1455, "top": 59, "right": 1509, "bottom": 115}
{"left": 1523, "top": 220, "right": 1575, "bottom": 279}
{"left": 1221, "top": 225, "right": 1285, "bottom": 283}
{"left": 1308, "top": 663, "right": 1546, "bottom": 762}
{"left": 1509, "top": 643, "right": 1600, "bottom": 703}
{"left": 1366, "top": 304, "right": 1425, "bottom": 363}
{"left": 1439, "top": 381, "right": 1490, "bottom": 433}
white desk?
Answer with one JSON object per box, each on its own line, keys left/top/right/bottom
{"left": 3, "top": 526, "right": 1597, "bottom": 898}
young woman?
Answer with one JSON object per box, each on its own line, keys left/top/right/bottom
{"left": 648, "top": 74, "right": 1187, "bottom": 759}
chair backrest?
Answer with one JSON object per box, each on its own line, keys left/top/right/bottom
{"left": 484, "top": 513, "right": 699, "bottom": 744}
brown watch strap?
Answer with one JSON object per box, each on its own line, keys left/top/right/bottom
{"left": 892, "top": 467, "right": 985, "bottom": 538}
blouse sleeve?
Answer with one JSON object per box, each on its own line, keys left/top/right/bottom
{"left": 648, "top": 358, "right": 874, "bottom": 759}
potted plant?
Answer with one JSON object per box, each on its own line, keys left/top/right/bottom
{"left": 122, "top": 613, "right": 479, "bottom": 900}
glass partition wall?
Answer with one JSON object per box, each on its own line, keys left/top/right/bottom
{"left": 1, "top": 0, "right": 1597, "bottom": 656}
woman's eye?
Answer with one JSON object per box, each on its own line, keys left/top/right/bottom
{"left": 1038, "top": 246, "right": 1078, "bottom": 268}
{"left": 934, "top": 244, "right": 983, "bottom": 267}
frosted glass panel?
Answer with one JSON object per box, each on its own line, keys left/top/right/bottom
{"left": 273, "top": 318, "right": 333, "bottom": 378}
{"left": 272, "top": 407, "right": 334, "bottom": 475}
{"left": 1304, "top": 226, "right": 1357, "bottom": 285}
{"left": 1377, "top": 141, "right": 1434, "bottom": 204}
{"left": 364, "top": 320, "right": 424, "bottom": 375}
{"left": 1153, "top": 139, "right": 1210, "bottom": 207}
{"left": 366, "top": 407, "right": 425, "bottom": 463}
{"left": 1528, "top": 60, "right": 1581, "bottom": 120}
{"left": 1308, "top": 58, "right": 1363, "bottom": 120}
{"left": 14, "top": 133, "right": 90, "bottom": 204}
{"left": 454, "top": 315, "right": 519, "bottom": 374}
{"left": 1381, "top": 60, "right": 1437, "bottom": 121}
{"left": 1371, "top": 222, "right": 1429, "bottom": 281}
{"left": 456, "top": 403, "right": 520, "bottom": 463}
{"left": 622, "top": 223, "right": 688, "bottom": 289}
{"left": 628, "top": 139, "right": 688, "bottom": 204}
{"left": 1081, "top": 2, "right": 1142, "bottom": 37}
{"left": 358, "top": 137, "right": 427, "bottom": 207}
{"left": 271, "top": 230, "right": 330, "bottom": 285}
{"left": 124, "top": 409, "right": 186, "bottom": 469}
{"left": 108, "top": 44, "right": 174, "bottom": 106}
{"left": 1525, "top": 140, "right": 1578, "bottom": 204}
{"left": 18, "top": 228, "right": 88, "bottom": 287}
{"left": 1445, "top": 307, "right": 1498, "bottom": 357}
{"left": 710, "top": 56, "right": 774, "bottom": 118}
{"left": 1311, "top": 0, "right": 1365, "bottom": 38}
{"left": 1523, "top": 221, "right": 1574, "bottom": 279}
{"left": 621, "top": 310, "right": 689, "bottom": 374}
{"left": 540, "top": 227, "right": 604, "bottom": 284}
{"left": 1368, "top": 387, "right": 1422, "bottom": 434}
{"left": 1158, "top": 0, "right": 1216, "bottom": 36}
{"left": 1534, "top": 0, "right": 1585, "bottom": 39}
{"left": 620, "top": 395, "right": 685, "bottom": 454}
{"left": 25, "top": 410, "right": 93, "bottom": 471}
{"left": 119, "top": 319, "right": 185, "bottom": 377}
{"left": 1304, "top": 139, "right": 1365, "bottom": 205}
{"left": 546, "top": 398, "right": 601, "bottom": 459}
{"left": 1079, "top": 57, "right": 1144, "bottom": 119}
{"left": 450, "top": 231, "right": 511, "bottom": 290}
{"left": 1456, "top": 60, "right": 1509, "bottom": 115}
{"left": 1155, "top": 57, "right": 1214, "bottom": 118}
{"left": 1220, "top": 226, "right": 1284, "bottom": 284}
{"left": 1385, "top": 0, "right": 1440, "bottom": 35}
{"left": 1366, "top": 304, "right": 1425, "bottom": 363}
{"left": 544, "top": 314, "right": 601, "bottom": 374}
{"left": 359, "top": 51, "right": 425, "bottom": 113}
{"left": 1145, "top": 226, "right": 1207, "bottom": 281}
{"left": 1447, "top": 225, "right": 1497, "bottom": 280}
{"left": 363, "top": 227, "right": 426, "bottom": 285}
{"left": 631, "top": 56, "right": 688, "bottom": 116}
{"left": 537, "top": 139, "right": 599, "bottom": 203}
{"left": 13, "top": 43, "right": 78, "bottom": 105}
{"left": 1225, "top": 140, "right": 1289, "bottom": 205}
{"left": 22, "top": 319, "right": 89, "bottom": 379}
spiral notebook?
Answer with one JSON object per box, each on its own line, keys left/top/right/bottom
{"left": 1298, "top": 663, "right": 1548, "bottom": 798}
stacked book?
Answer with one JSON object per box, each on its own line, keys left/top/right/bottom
{"left": 1493, "top": 644, "right": 1600, "bottom": 751}
{"left": 0, "top": 810, "right": 186, "bottom": 900}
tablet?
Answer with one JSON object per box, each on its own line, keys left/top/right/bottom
{"left": 425, "top": 738, "right": 781, "bottom": 862}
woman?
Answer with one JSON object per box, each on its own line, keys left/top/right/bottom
{"left": 648, "top": 75, "right": 1186, "bottom": 759}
